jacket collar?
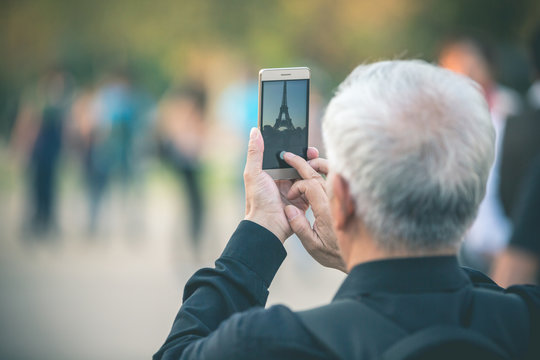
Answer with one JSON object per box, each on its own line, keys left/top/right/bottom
{"left": 333, "top": 256, "right": 471, "bottom": 301}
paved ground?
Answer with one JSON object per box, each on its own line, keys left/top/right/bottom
{"left": 0, "top": 155, "right": 345, "bottom": 360}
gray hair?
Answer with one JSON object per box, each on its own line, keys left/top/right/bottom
{"left": 323, "top": 60, "right": 495, "bottom": 252}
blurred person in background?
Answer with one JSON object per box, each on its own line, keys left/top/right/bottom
{"left": 154, "top": 61, "right": 539, "bottom": 359}
{"left": 438, "top": 33, "right": 522, "bottom": 272}
{"left": 492, "top": 25, "right": 540, "bottom": 287}
{"left": 84, "top": 68, "right": 148, "bottom": 234}
{"left": 10, "top": 67, "right": 73, "bottom": 236}
{"left": 493, "top": 156, "right": 540, "bottom": 287}
{"left": 157, "top": 83, "right": 207, "bottom": 248}
{"left": 217, "top": 67, "right": 259, "bottom": 192}
{"left": 69, "top": 86, "right": 98, "bottom": 173}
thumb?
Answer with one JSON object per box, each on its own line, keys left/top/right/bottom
{"left": 244, "top": 127, "right": 264, "bottom": 177}
{"left": 285, "top": 205, "right": 317, "bottom": 250}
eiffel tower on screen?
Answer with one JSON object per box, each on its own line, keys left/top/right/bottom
{"left": 273, "top": 81, "right": 294, "bottom": 131}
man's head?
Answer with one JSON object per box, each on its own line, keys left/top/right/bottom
{"left": 323, "top": 60, "right": 495, "bottom": 256}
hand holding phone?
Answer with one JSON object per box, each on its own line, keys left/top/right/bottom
{"left": 243, "top": 126, "right": 319, "bottom": 243}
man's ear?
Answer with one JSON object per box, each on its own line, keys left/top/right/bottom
{"left": 331, "top": 174, "right": 356, "bottom": 231}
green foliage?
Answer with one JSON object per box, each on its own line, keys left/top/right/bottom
{"left": 0, "top": 0, "right": 539, "bottom": 137}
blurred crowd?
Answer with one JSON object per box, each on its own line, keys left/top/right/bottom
{"left": 7, "top": 27, "right": 540, "bottom": 287}
{"left": 10, "top": 67, "right": 214, "bottom": 249}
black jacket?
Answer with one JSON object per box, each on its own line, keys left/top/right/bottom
{"left": 154, "top": 221, "right": 540, "bottom": 359}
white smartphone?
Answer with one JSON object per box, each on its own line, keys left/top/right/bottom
{"left": 258, "top": 67, "right": 311, "bottom": 179}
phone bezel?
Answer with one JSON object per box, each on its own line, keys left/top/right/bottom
{"left": 258, "top": 67, "right": 311, "bottom": 179}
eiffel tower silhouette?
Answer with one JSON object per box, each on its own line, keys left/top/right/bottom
{"left": 273, "top": 81, "right": 294, "bottom": 130}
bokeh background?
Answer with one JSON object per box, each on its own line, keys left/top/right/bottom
{"left": 1, "top": 1, "right": 539, "bottom": 359}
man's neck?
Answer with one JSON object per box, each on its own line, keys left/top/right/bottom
{"left": 344, "top": 235, "right": 457, "bottom": 273}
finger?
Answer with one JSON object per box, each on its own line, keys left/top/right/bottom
{"left": 307, "top": 158, "right": 329, "bottom": 176}
{"left": 285, "top": 205, "right": 319, "bottom": 251}
{"left": 307, "top": 147, "right": 319, "bottom": 160}
{"left": 285, "top": 192, "right": 310, "bottom": 210}
{"left": 275, "top": 179, "right": 308, "bottom": 209}
{"left": 244, "top": 128, "right": 264, "bottom": 178}
{"left": 283, "top": 151, "right": 321, "bottom": 180}
{"left": 276, "top": 179, "right": 292, "bottom": 190}
{"left": 287, "top": 179, "right": 328, "bottom": 216}
{"left": 276, "top": 179, "right": 293, "bottom": 198}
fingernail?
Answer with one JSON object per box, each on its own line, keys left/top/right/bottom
{"left": 279, "top": 151, "right": 286, "bottom": 160}
{"left": 285, "top": 206, "right": 300, "bottom": 220}
{"left": 250, "top": 128, "right": 258, "bottom": 139}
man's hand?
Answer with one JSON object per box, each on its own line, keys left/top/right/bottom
{"left": 243, "top": 128, "right": 321, "bottom": 243}
{"left": 244, "top": 128, "right": 291, "bottom": 242}
{"left": 282, "top": 152, "right": 347, "bottom": 273}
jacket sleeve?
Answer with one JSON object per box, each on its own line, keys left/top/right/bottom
{"left": 153, "top": 220, "right": 287, "bottom": 360}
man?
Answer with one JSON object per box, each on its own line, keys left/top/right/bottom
{"left": 493, "top": 25, "right": 540, "bottom": 287}
{"left": 154, "top": 60, "right": 540, "bottom": 359}
{"left": 11, "top": 67, "right": 73, "bottom": 235}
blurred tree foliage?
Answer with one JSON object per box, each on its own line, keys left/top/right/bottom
{"left": 0, "top": 0, "right": 539, "bottom": 137}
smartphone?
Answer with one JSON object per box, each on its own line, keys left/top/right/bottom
{"left": 258, "top": 67, "right": 310, "bottom": 179}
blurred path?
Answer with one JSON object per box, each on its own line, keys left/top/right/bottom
{"left": 0, "top": 156, "right": 345, "bottom": 360}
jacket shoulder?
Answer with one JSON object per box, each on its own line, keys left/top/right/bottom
{"left": 219, "top": 304, "right": 331, "bottom": 360}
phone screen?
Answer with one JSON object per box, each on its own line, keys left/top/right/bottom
{"left": 260, "top": 79, "right": 309, "bottom": 169}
